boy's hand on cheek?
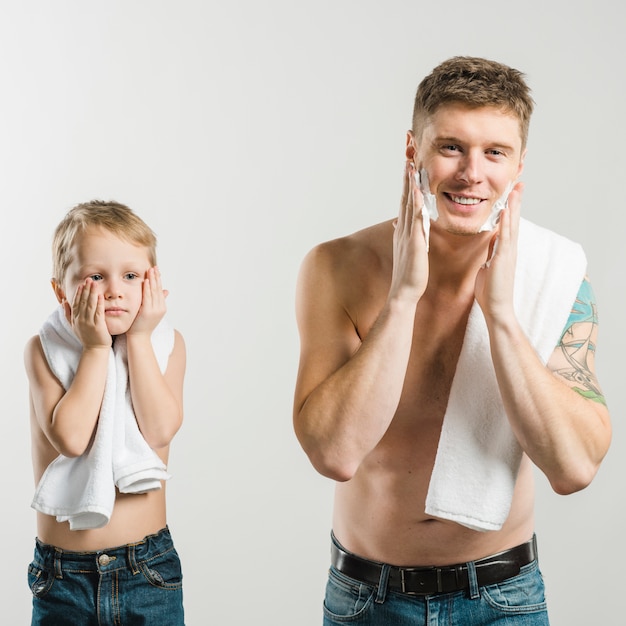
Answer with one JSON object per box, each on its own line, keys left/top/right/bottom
{"left": 128, "top": 266, "right": 168, "bottom": 336}
{"left": 70, "top": 279, "right": 111, "bottom": 349}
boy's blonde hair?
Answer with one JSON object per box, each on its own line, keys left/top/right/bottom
{"left": 412, "top": 56, "right": 535, "bottom": 149}
{"left": 52, "top": 200, "right": 157, "bottom": 284}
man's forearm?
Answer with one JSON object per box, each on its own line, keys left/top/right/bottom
{"left": 295, "top": 297, "right": 417, "bottom": 481}
{"left": 487, "top": 316, "right": 611, "bottom": 494}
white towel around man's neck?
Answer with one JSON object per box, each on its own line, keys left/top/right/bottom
{"left": 424, "top": 218, "right": 588, "bottom": 531}
{"left": 31, "top": 306, "right": 174, "bottom": 530}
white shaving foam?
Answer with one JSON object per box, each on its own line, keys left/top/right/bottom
{"left": 414, "top": 169, "right": 438, "bottom": 251}
{"left": 414, "top": 169, "right": 517, "bottom": 248}
{"left": 478, "top": 180, "right": 515, "bottom": 232}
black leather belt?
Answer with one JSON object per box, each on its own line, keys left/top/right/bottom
{"left": 331, "top": 534, "right": 538, "bottom": 596}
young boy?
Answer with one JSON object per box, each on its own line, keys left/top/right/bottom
{"left": 25, "top": 200, "right": 186, "bottom": 625}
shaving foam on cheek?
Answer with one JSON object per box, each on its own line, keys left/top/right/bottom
{"left": 478, "top": 181, "right": 516, "bottom": 232}
{"left": 481, "top": 181, "right": 518, "bottom": 268}
{"left": 414, "top": 168, "right": 438, "bottom": 251}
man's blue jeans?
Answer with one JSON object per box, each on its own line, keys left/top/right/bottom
{"left": 28, "top": 526, "right": 185, "bottom": 625}
{"left": 323, "top": 538, "right": 549, "bottom": 625}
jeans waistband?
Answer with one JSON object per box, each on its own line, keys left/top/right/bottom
{"left": 33, "top": 526, "right": 174, "bottom": 576}
{"left": 331, "top": 532, "right": 538, "bottom": 596}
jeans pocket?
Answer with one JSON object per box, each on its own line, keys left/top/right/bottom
{"left": 481, "top": 562, "right": 548, "bottom": 615}
{"left": 28, "top": 562, "right": 55, "bottom": 598}
{"left": 323, "top": 567, "right": 376, "bottom": 623}
{"left": 139, "top": 548, "right": 183, "bottom": 590}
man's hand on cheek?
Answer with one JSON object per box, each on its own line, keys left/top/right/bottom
{"left": 474, "top": 182, "right": 524, "bottom": 320}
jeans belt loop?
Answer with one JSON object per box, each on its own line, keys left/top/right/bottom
{"left": 467, "top": 560, "right": 480, "bottom": 600}
{"left": 375, "top": 564, "right": 390, "bottom": 604}
{"left": 54, "top": 547, "right": 63, "bottom": 580}
{"left": 127, "top": 543, "right": 140, "bottom": 575}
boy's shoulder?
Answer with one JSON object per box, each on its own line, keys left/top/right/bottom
{"left": 24, "top": 334, "right": 48, "bottom": 379}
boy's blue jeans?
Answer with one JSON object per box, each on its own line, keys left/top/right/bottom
{"left": 28, "top": 526, "right": 185, "bottom": 626}
{"left": 324, "top": 535, "right": 549, "bottom": 625}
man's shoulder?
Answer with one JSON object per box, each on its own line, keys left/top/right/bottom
{"left": 305, "top": 219, "right": 393, "bottom": 269}
{"left": 297, "top": 220, "right": 394, "bottom": 303}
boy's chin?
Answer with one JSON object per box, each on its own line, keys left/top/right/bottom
{"left": 105, "top": 323, "right": 132, "bottom": 337}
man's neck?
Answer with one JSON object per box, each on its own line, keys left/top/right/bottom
{"left": 426, "top": 227, "right": 494, "bottom": 291}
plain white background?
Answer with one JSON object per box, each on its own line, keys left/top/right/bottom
{"left": 1, "top": 1, "right": 623, "bottom": 624}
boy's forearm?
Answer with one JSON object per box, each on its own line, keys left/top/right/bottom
{"left": 126, "top": 333, "right": 183, "bottom": 450}
{"left": 51, "top": 347, "right": 109, "bottom": 457}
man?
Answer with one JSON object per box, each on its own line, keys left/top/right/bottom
{"left": 293, "top": 57, "right": 611, "bottom": 625}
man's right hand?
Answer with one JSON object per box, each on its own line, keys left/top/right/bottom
{"left": 389, "top": 162, "right": 429, "bottom": 303}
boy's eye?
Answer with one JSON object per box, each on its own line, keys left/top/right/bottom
{"left": 90, "top": 274, "right": 103, "bottom": 281}
{"left": 124, "top": 272, "right": 139, "bottom": 280}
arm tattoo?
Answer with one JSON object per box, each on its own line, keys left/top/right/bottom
{"left": 554, "top": 278, "right": 606, "bottom": 405}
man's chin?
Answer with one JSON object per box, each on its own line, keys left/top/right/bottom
{"left": 450, "top": 228, "right": 481, "bottom": 237}
{"left": 438, "top": 222, "right": 488, "bottom": 238}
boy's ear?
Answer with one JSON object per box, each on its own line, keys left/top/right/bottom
{"left": 51, "top": 279, "right": 66, "bottom": 304}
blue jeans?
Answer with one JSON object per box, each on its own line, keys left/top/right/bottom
{"left": 323, "top": 539, "right": 549, "bottom": 625}
{"left": 28, "top": 526, "right": 185, "bottom": 626}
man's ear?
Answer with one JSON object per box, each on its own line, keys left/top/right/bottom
{"left": 51, "top": 279, "right": 66, "bottom": 304}
{"left": 405, "top": 130, "right": 416, "bottom": 161}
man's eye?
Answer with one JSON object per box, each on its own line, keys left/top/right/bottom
{"left": 442, "top": 144, "right": 460, "bottom": 152}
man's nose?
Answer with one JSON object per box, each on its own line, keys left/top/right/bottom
{"left": 456, "top": 152, "right": 483, "bottom": 185}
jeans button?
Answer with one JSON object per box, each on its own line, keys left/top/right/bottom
{"left": 98, "top": 554, "right": 111, "bottom": 566}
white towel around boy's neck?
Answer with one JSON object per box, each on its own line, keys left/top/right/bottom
{"left": 31, "top": 306, "right": 174, "bottom": 530}
{"left": 424, "top": 218, "right": 588, "bottom": 531}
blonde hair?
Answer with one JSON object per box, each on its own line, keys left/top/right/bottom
{"left": 412, "top": 56, "right": 535, "bottom": 149}
{"left": 52, "top": 200, "right": 157, "bottom": 284}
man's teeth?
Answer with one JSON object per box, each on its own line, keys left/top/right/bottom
{"left": 451, "top": 195, "right": 481, "bottom": 205}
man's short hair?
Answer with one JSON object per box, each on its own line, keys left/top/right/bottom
{"left": 52, "top": 200, "right": 157, "bottom": 284}
{"left": 412, "top": 56, "right": 535, "bottom": 149}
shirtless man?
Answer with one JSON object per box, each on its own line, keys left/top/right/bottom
{"left": 25, "top": 201, "right": 186, "bottom": 624}
{"left": 293, "top": 56, "right": 611, "bottom": 625}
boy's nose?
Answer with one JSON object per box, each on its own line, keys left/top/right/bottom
{"left": 104, "top": 281, "right": 123, "bottom": 300}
